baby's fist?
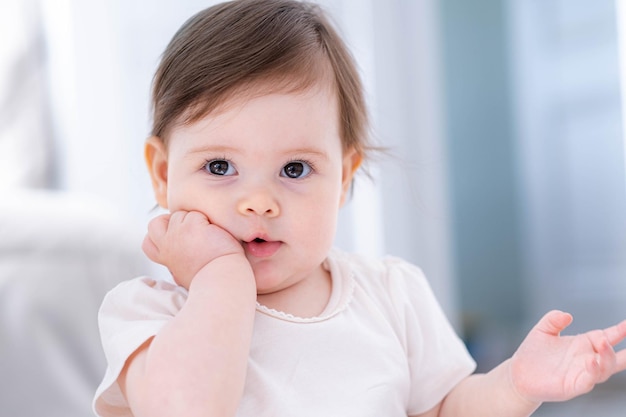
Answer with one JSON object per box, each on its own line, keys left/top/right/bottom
{"left": 142, "top": 211, "right": 243, "bottom": 289}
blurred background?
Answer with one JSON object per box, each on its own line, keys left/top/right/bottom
{"left": 1, "top": 0, "right": 625, "bottom": 416}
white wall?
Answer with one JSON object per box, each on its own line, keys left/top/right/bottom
{"left": 509, "top": 0, "right": 626, "bottom": 332}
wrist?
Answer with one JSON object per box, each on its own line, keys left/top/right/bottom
{"left": 172, "top": 250, "right": 248, "bottom": 290}
{"left": 188, "top": 252, "right": 255, "bottom": 294}
{"left": 502, "top": 358, "right": 543, "bottom": 413}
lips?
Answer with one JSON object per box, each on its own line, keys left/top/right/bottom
{"left": 244, "top": 237, "right": 282, "bottom": 258}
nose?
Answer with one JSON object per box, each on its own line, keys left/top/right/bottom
{"left": 237, "top": 187, "right": 280, "bottom": 218}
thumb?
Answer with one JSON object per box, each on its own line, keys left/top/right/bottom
{"left": 534, "top": 310, "right": 573, "bottom": 336}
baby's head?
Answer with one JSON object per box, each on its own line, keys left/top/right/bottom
{"left": 150, "top": 0, "right": 372, "bottom": 160}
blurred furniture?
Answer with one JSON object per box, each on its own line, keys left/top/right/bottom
{"left": 0, "top": 190, "right": 147, "bottom": 417}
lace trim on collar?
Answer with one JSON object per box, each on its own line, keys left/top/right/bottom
{"left": 255, "top": 253, "right": 355, "bottom": 323}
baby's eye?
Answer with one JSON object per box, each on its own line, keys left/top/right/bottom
{"left": 204, "top": 159, "right": 237, "bottom": 176}
{"left": 281, "top": 161, "right": 312, "bottom": 179}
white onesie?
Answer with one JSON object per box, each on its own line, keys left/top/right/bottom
{"left": 94, "top": 248, "right": 476, "bottom": 416}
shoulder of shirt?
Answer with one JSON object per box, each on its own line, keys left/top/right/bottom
{"left": 328, "top": 247, "right": 429, "bottom": 293}
{"left": 327, "top": 248, "right": 438, "bottom": 340}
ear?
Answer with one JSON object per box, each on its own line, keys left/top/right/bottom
{"left": 339, "top": 148, "right": 363, "bottom": 206}
{"left": 145, "top": 136, "right": 169, "bottom": 208}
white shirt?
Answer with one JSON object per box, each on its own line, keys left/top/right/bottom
{"left": 94, "top": 249, "right": 476, "bottom": 416}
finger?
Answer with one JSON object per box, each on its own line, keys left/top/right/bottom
{"left": 147, "top": 214, "right": 170, "bottom": 240}
{"left": 182, "top": 210, "right": 211, "bottom": 226}
{"left": 141, "top": 234, "right": 160, "bottom": 263}
{"left": 168, "top": 210, "right": 187, "bottom": 226}
{"left": 148, "top": 213, "right": 170, "bottom": 229}
{"left": 535, "top": 310, "right": 573, "bottom": 336}
{"left": 602, "top": 319, "right": 626, "bottom": 347}
{"left": 586, "top": 333, "right": 615, "bottom": 383}
{"left": 616, "top": 349, "right": 626, "bottom": 374}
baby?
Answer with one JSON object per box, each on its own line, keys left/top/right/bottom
{"left": 93, "top": 1, "right": 626, "bottom": 416}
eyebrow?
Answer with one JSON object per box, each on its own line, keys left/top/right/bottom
{"left": 186, "top": 144, "right": 330, "bottom": 161}
{"left": 286, "top": 147, "right": 330, "bottom": 161}
{"left": 186, "top": 144, "right": 240, "bottom": 155}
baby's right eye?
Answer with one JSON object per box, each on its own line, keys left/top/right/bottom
{"left": 204, "top": 160, "right": 237, "bottom": 176}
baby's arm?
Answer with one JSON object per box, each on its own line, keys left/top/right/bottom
{"left": 119, "top": 211, "right": 256, "bottom": 417}
{"left": 413, "top": 310, "right": 626, "bottom": 417}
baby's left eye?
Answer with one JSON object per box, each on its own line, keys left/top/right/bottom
{"left": 281, "top": 161, "right": 312, "bottom": 179}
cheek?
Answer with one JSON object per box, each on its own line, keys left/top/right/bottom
{"left": 294, "top": 182, "right": 342, "bottom": 239}
{"left": 165, "top": 179, "right": 192, "bottom": 212}
{"left": 166, "top": 180, "right": 223, "bottom": 219}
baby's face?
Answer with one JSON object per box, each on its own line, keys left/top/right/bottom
{"left": 148, "top": 86, "right": 359, "bottom": 297}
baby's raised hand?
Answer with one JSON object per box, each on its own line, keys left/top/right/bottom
{"left": 510, "top": 310, "right": 626, "bottom": 404}
{"left": 142, "top": 211, "right": 244, "bottom": 289}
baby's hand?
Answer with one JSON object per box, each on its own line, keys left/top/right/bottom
{"left": 510, "top": 310, "right": 626, "bottom": 403}
{"left": 142, "top": 211, "right": 244, "bottom": 289}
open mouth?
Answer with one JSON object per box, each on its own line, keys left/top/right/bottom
{"left": 244, "top": 237, "right": 281, "bottom": 258}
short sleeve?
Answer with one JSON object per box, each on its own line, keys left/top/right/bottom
{"left": 383, "top": 257, "right": 476, "bottom": 415}
{"left": 93, "top": 277, "right": 187, "bottom": 417}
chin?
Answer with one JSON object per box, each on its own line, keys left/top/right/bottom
{"left": 250, "top": 265, "right": 282, "bottom": 291}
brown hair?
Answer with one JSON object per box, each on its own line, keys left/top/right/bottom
{"left": 151, "top": 0, "right": 373, "bottom": 159}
